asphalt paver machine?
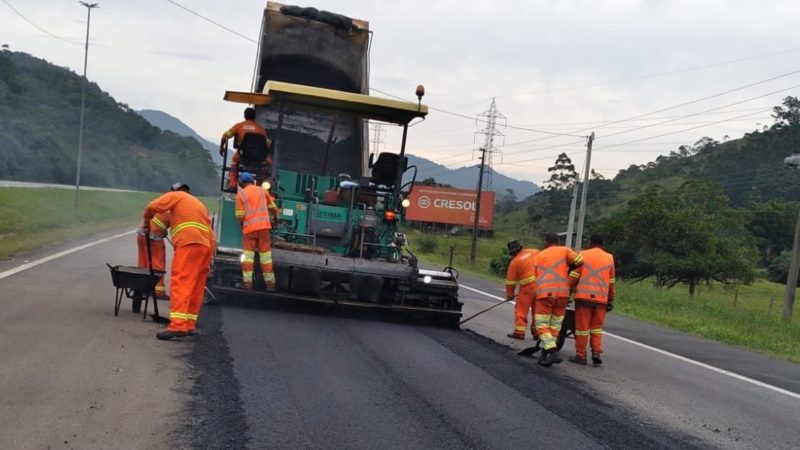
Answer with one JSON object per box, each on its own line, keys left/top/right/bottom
{"left": 208, "top": 81, "right": 462, "bottom": 325}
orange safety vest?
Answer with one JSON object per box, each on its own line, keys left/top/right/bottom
{"left": 505, "top": 248, "right": 539, "bottom": 298}
{"left": 144, "top": 191, "right": 213, "bottom": 248}
{"left": 223, "top": 119, "right": 268, "bottom": 143}
{"left": 571, "top": 247, "right": 615, "bottom": 304}
{"left": 534, "top": 245, "right": 582, "bottom": 300}
{"left": 235, "top": 184, "right": 274, "bottom": 234}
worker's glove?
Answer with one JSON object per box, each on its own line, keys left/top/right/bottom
{"left": 606, "top": 302, "right": 614, "bottom": 312}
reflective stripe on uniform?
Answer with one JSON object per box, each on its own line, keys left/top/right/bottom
{"left": 186, "top": 313, "right": 198, "bottom": 321}
{"left": 590, "top": 328, "right": 603, "bottom": 334}
{"left": 574, "top": 263, "right": 613, "bottom": 299}
{"left": 170, "top": 312, "right": 189, "bottom": 320}
{"left": 504, "top": 279, "right": 517, "bottom": 286}
{"left": 519, "top": 274, "right": 536, "bottom": 286}
{"left": 171, "top": 221, "right": 211, "bottom": 237}
{"left": 575, "top": 330, "right": 590, "bottom": 336}
{"left": 536, "top": 259, "right": 570, "bottom": 297}
{"left": 152, "top": 217, "right": 168, "bottom": 231}
{"left": 260, "top": 251, "right": 272, "bottom": 265}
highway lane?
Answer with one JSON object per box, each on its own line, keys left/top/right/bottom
{"left": 0, "top": 229, "right": 183, "bottom": 450}
{"left": 455, "top": 271, "right": 800, "bottom": 450}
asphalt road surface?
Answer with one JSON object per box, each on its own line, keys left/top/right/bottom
{"left": 1, "top": 229, "right": 798, "bottom": 449}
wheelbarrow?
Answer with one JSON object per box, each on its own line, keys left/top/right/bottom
{"left": 107, "top": 233, "right": 169, "bottom": 323}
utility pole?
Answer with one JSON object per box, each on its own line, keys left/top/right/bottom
{"left": 782, "top": 153, "right": 800, "bottom": 320}
{"left": 74, "top": 1, "right": 99, "bottom": 210}
{"left": 565, "top": 181, "right": 579, "bottom": 248}
{"left": 574, "top": 132, "right": 595, "bottom": 249}
{"left": 469, "top": 146, "right": 487, "bottom": 265}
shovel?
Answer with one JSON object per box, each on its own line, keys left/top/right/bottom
{"left": 459, "top": 295, "right": 515, "bottom": 325}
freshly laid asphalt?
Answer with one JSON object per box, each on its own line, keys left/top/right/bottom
{"left": 1, "top": 229, "right": 798, "bottom": 449}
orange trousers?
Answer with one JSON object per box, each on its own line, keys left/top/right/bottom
{"left": 242, "top": 229, "right": 274, "bottom": 288}
{"left": 166, "top": 244, "right": 213, "bottom": 333}
{"left": 512, "top": 284, "right": 536, "bottom": 337}
{"left": 574, "top": 302, "right": 607, "bottom": 359}
{"left": 534, "top": 297, "right": 569, "bottom": 350}
{"left": 136, "top": 234, "right": 167, "bottom": 298}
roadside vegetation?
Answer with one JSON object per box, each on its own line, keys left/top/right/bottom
{"left": 0, "top": 187, "right": 217, "bottom": 259}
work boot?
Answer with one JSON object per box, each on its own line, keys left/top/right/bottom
{"left": 243, "top": 282, "right": 254, "bottom": 290}
{"left": 538, "top": 350, "right": 554, "bottom": 367}
{"left": 549, "top": 351, "right": 564, "bottom": 364}
{"left": 569, "top": 355, "right": 587, "bottom": 365}
{"left": 592, "top": 353, "right": 603, "bottom": 365}
{"left": 507, "top": 332, "right": 524, "bottom": 340}
{"left": 156, "top": 330, "right": 189, "bottom": 340}
{"left": 265, "top": 282, "right": 276, "bottom": 291}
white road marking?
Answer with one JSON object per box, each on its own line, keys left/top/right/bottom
{"left": 459, "top": 283, "right": 800, "bottom": 401}
{"left": 0, "top": 230, "right": 135, "bottom": 280}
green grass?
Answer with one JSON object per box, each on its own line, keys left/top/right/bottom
{"left": 0, "top": 187, "right": 218, "bottom": 259}
{"left": 617, "top": 280, "right": 800, "bottom": 363}
{"left": 407, "top": 228, "right": 800, "bottom": 363}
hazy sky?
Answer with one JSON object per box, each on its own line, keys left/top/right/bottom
{"left": 2, "top": 0, "right": 799, "bottom": 185}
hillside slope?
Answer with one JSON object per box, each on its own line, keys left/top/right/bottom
{"left": 406, "top": 154, "right": 539, "bottom": 197}
{"left": 0, "top": 51, "right": 218, "bottom": 195}
{"left": 137, "top": 109, "right": 222, "bottom": 166}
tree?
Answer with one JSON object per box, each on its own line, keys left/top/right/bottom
{"left": 772, "top": 96, "right": 800, "bottom": 128}
{"left": 417, "top": 177, "right": 451, "bottom": 188}
{"left": 500, "top": 188, "right": 517, "bottom": 213}
{"left": 545, "top": 152, "right": 577, "bottom": 191}
{"left": 601, "top": 182, "right": 756, "bottom": 295}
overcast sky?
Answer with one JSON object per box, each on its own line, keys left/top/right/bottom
{"left": 3, "top": 0, "right": 799, "bottom": 185}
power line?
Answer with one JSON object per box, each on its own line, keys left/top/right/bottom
{"left": 164, "top": 0, "right": 257, "bottom": 44}
{"left": 1, "top": 0, "right": 82, "bottom": 45}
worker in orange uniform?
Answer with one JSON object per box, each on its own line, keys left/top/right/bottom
{"left": 220, "top": 107, "right": 272, "bottom": 191}
{"left": 569, "top": 234, "right": 615, "bottom": 366}
{"left": 504, "top": 240, "right": 539, "bottom": 340}
{"left": 236, "top": 172, "right": 279, "bottom": 289}
{"left": 136, "top": 211, "right": 170, "bottom": 299}
{"left": 533, "top": 233, "right": 583, "bottom": 367}
{"left": 142, "top": 182, "right": 215, "bottom": 340}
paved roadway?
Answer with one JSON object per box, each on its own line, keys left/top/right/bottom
{"left": 0, "top": 229, "right": 798, "bottom": 449}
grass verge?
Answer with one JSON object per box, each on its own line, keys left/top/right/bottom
{"left": 406, "top": 228, "right": 800, "bottom": 364}
{"left": 0, "top": 187, "right": 217, "bottom": 259}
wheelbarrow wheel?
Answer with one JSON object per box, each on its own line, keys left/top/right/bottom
{"left": 131, "top": 291, "right": 144, "bottom": 313}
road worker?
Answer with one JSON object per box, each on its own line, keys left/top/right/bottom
{"left": 236, "top": 172, "right": 279, "bottom": 290}
{"left": 220, "top": 107, "right": 272, "bottom": 191}
{"left": 569, "top": 234, "right": 615, "bottom": 366}
{"left": 136, "top": 210, "right": 170, "bottom": 299}
{"left": 504, "top": 240, "right": 539, "bottom": 340}
{"left": 143, "top": 182, "right": 215, "bottom": 340}
{"left": 532, "top": 232, "right": 583, "bottom": 367}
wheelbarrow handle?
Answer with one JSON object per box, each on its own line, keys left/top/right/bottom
{"left": 145, "top": 233, "right": 154, "bottom": 276}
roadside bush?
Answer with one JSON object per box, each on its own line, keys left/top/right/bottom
{"left": 489, "top": 247, "right": 512, "bottom": 275}
{"left": 415, "top": 234, "right": 438, "bottom": 254}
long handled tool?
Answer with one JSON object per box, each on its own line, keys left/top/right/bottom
{"left": 459, "top": 295, "right": 515, "bottom": 325}
{"left": 145, "top": 234, "right": 170, "bottom": 324}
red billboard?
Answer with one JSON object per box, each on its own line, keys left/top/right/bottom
{"left": 405, "top": 185, "right": 495, "bottom": 228}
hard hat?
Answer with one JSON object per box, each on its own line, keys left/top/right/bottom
{"left": 507, "top": 239, "right": 523, "bottom": 256}
{"left": 171, "top": 182, "right": 190, "bottom": 192}
{"left": 239, "top": 172, "right": 254, "bottom": 184}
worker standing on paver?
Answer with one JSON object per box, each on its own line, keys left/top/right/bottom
{"left": 235, "top": 172, "right": 279, "bottom": 290}
{"left": 504, "top": 240, "right": 539, "bottom": 340}
{"left": 136, "top": 210, "right": 170, "bottom": 299}
{"left": 569, "top": 234, "right": 615, "bottom": 366}
{"left": 533, "top": 233, "right": 583, "bottom": 367}
{"left": 142, "top": 183, "right": 214, "bottom": 340}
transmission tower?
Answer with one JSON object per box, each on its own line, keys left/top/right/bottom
{"left": 370, "top": 122, "right": 385, "bottom": 154}
{"left": 475, "top": 98, "right": 506, "bottom": 192}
